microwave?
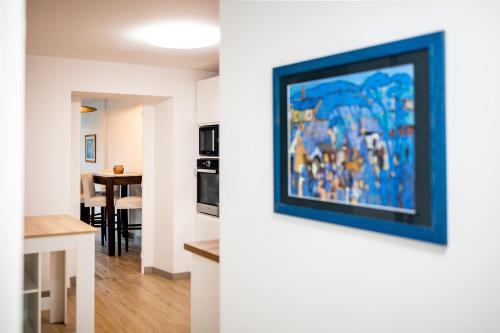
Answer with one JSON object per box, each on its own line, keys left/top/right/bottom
{"left": 199, "top": 124, "right": 219, "bottom": 156}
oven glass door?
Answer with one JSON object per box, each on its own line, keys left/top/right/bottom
{"left": 197, "top": 172, "right": 219, "bottom": 207}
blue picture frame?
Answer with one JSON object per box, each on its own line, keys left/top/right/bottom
{"left": 273, "top": 32, "right": 446, "bottom": 245}
{"left": 85, "top": 134, "right": 96, "bottom": 163}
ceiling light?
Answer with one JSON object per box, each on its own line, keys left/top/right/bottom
{"left": 81, "top": 106, "right": 97, "bottom": 113}
{"left": 132, "top": 22, "right": 220, "bottom": 49}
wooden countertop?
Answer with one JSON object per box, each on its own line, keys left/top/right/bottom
{"left": 184, "top": 239, "right": 219, "bottom": 263}
{"left": 25, "top": 215, "right": 97, "bottom": 239}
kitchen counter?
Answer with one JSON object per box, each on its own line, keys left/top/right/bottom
{"left": 184, "top": 239, "right": 219, "bottom": 263}
{"left": 184, "top": 239, "right": 219, "bottom": 333}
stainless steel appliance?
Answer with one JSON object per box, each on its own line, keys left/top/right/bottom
{"left": 196, "top": 158, "right": 219, "bottom": 216}
{"left": 199, "top": 124, "right": 219, "bottom": 156}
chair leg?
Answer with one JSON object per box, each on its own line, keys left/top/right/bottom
{"left": 117, "top": 209, "right": 122, "bottom": 256}
{"left": 84, "top": 206, "right": 90, "bottom": 224}
{"left": 101, "top": 207, "right": 106, "bottom": 245}
{"left": 80, "top": 203, "right": 90, "bottom": 224}
{"left": 90, "top": 207, "right": 95, "bottom": 226}
{"left": 80, "top": 203, "right": 85, "bottom": 222}
{"left": 125, "top": 210, "right": 129, "bottom": 252}
{"left": 103, "top": 208, "right": 107, "bottom": 241}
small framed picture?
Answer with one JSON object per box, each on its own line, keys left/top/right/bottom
{"left": 273, "top": 32, "right": 447, "bottom": 244}
{"left": 85, "top": 134, "right": 96, "bottom": 163}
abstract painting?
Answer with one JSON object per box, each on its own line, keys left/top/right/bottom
{"left": 273, "top": 32, "right": 447, "bottom": 244}
{"left": 288, "top": 64, "right": 415, "bottom": 213}
{"left": 85, "top": 134, "right": 96, "bottom": 163}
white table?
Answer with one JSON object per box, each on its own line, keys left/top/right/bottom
{"left": 24, "top": 215, "right": 96, "bottom": 333}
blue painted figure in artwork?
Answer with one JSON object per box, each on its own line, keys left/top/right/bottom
{"left": 288, "top": 64, "right": 416, "bottom": 213}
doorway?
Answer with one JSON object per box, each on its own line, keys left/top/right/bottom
{"left": 71, "top": 92, "right": 172, "bottom": 272}
{"left": 80, "top": 97, "right": 144, "bottom": 261}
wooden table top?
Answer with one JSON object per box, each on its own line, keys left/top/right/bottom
{"left": 93, "top": 172, "right": 142, "bottom": 177}
{"left": 25, "top": 215, "right": 97, "bottom": 239}
{"left": 184, "top": 239, "right": 219, "bottom": 263}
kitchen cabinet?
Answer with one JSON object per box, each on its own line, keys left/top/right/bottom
{"left": 184, "top": 240, "right": 219, "bottom": 333}
{"left": 196, "top": 76, "right": 220, "bottom": 125}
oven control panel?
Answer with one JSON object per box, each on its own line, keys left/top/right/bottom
{"left": 197, "top": 158, "right": 219, "bottom": 170}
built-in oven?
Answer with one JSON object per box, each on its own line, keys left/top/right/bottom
{"left": 196, "top": 158, "right": 219, "bottom": 217}
{"left": 199, "top": 124, "right": 219, "bottom": 156}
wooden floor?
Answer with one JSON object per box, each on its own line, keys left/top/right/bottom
{"left": 42, "top": 234, "right": 190, "bottom": 333}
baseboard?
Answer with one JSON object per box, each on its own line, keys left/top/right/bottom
{"left": 143, "top": 266, "right": 190, "bottom": 280}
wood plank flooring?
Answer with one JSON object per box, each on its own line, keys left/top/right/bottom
{"left": 42, "top": 235, "right": 190, "bottom": 333}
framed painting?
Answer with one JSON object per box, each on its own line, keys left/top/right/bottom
{"left": 273, "top": 32, "right": 446, "bottom": 244}
{"left": 85, "top": 134, "right": 96, "bottom": 163}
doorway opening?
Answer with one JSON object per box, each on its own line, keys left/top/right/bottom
{"left": 80, "top": 97, "right": 144, "bottom": 264}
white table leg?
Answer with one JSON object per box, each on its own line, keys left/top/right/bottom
{"left": 49, "top": 251, "right": 66, "bottom": 324}
{"left": 76, "top": 234, "right": 94, "bottom": 333}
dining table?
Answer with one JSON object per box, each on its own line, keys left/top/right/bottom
{"left": 93, "top": 172, "right": 142, "bottom": 256}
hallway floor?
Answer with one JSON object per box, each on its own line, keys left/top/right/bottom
{"left": 42, "top": 235, "right": 190, "bottom": 333}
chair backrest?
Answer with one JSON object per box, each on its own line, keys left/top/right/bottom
{"left": 81, "top": 173, "right": 96, "bottom": 203}
{"left": 130, "top": 184, "right": 142, "bottom": 196}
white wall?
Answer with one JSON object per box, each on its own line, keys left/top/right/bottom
{"left": 25, "top": 55, "right": 216, "bottom": 277}
{"left": 220, "top": 2, "right": 500, "bottom": 333}
{"left": 106, "top": 99, "right": 143, "bottom": 173}
{"left": 107, "top": 99, "right": 144, "bottom": 225}
{"left": 80, "top": 98, "right": 143, "bottom": 174}
{"left": 0, "top": 0, "right": 25, "bottom": 331}
{"left": 150, "top": 100, "right": 175, "bottom": 271}
{"left": 80, "top": 99, "right": 106, "bottom": 173}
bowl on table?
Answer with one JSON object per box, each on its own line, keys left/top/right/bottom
{"left": 113, "top": 165, "right": 124, "bottom": 174}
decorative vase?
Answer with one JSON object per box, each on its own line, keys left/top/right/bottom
{"left": 113, "top": 165, "right": 124, "bottom": 174}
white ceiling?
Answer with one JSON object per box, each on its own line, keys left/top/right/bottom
{"left": 27, "top": 0, "right": 219, "bottom": 72}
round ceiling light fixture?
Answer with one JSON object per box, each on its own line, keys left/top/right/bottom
{"left": 132, "top": 22, "right": 220, "bottom": 49}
